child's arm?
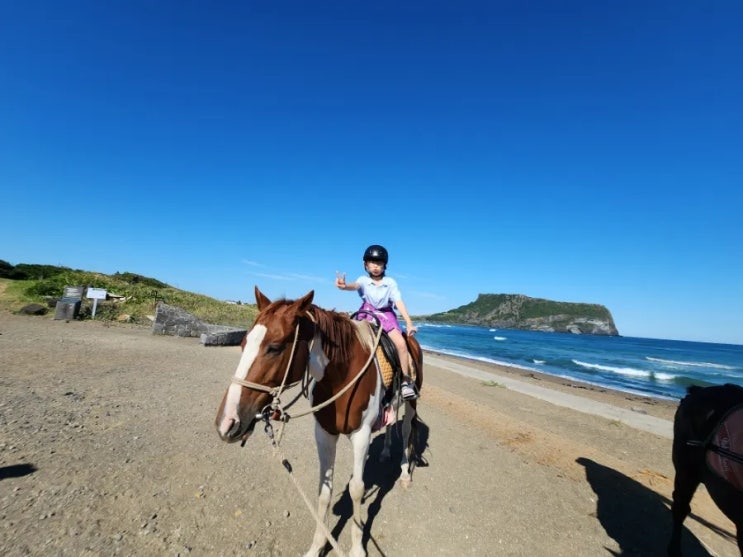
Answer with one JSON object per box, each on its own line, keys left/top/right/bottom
{"left": 335, "top": 272, "right": 359, "bottom": 291}
{"left": 394, "top": 299, "right": 418, "bottom": 335}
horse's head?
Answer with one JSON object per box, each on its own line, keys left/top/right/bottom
{"left": 215, "top": 286, "right": 315, "bottom": 444}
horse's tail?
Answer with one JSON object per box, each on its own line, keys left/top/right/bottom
{"left": 408, "top": 408, "right": 429, "bottom": 468}
{"left": 405, "top": 333, "right": 428, "bottom": 467}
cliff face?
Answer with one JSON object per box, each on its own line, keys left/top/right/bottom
{"left": 420, "top": 294, "right": 619, "bottom": 336}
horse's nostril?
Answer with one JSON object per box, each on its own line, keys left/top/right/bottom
{"left": 217, "top": 418, "right": 237, "bottom": 439}
{"left": 227, "top": 419, "right": 240, "bottom": 438}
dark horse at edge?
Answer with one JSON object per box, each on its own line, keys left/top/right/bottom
{"left": 668, "top": 383, "right": 743, "bottom": 556}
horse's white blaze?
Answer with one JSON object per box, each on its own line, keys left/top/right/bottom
{"left": 222, "top": 325, "right": 266, "bottom": 422}
{"left": 236, "top": 325, "right": 266, "bottom": 379}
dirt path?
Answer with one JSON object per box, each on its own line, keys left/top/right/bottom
{"left": 0, "top": 312, "right": 738, "bottom": 556}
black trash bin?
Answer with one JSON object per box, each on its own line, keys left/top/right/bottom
{"left": 54, "top": 286, "right": 84, "bottom": 320}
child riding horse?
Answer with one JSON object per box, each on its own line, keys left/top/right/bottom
{"left": 215, "top": 287, "right": 423, "bottom": 557}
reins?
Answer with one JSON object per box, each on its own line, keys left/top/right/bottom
{"left": 288, "top": 313, "right": 383, "bottom": 419}
{"left": 229, "top": 309, "right": 384, "bottom": 428}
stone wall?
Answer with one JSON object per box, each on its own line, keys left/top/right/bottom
{"left": 152, "top": 303, "right": 246, "bottom": 346}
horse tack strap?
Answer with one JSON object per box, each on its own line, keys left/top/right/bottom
{"left": 705, "top": 404, "right": 743, "bottom": 491}
{"left": 231, "top": 377, "right": 274, "bottom": 394}
{"left": 288, "top": 321, "right": 383, "bottom": 419}
{"left": 230, "top": 321, "right": 308, "bottom": 405}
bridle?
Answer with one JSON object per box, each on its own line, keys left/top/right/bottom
{"left": 230, "top": 310, "right": 384, "bottom": 430}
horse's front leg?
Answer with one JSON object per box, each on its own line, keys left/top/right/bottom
{"left": 304, "top": 423, "right": 338, "bottom": 557}
{"left": 348, "top": 424, "right": 373, "bottom": 557}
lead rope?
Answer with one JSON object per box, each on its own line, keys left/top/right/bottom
{"left": 229, "top": 316, "right": 345, "bottom": 554}
{"left": 265, "top": 319, "right": 380, "bottom": 556}
{"left": 232, "top": 312, "right": 383, "bottom": 556}
{"left": 274, "top": 316, "right": 381, "bottom": 556}
{"left": 261, "top": 418, "right": 348, "bottom": 557}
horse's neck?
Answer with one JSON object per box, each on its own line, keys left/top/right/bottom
{"left": 308, "top": 320, "right": 375, "bottom": 384}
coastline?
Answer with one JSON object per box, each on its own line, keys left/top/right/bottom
{"left": 4, "top": 312, "right": 738, "bottom": 556}
{"left": 422, "top": 348, "right": 680, "bottom": 425}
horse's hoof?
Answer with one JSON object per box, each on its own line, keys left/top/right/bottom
{"left": 349, "top": 547, "right": 366, "bottom": 557}
{"left": 399, "top": 476, "right": 412, "bottom": 490}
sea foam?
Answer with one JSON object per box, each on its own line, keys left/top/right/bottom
{"left": 574, "top": 360, "right": 677, "bottom": 382}
{"left": 646, "top": 356, "right": 736, "bottom": 370}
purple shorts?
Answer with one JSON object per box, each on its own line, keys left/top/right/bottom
{"left": 355, "top": 301, "right": 401, "bottom": 333}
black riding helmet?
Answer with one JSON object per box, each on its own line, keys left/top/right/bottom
{"left": 363, "top": 244, "right": 388, "bottom": 264}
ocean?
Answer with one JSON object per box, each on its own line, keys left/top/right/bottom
{"left": 414, "top": 323, "right": 743, "bottom": 401}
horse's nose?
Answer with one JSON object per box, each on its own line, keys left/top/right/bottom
{"left": 217, "top": 417, "right": 239, "bottom": 440}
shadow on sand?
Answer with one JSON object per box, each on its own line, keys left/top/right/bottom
{"left": 317, "top": 418, "right": 430, "bottom": 557}
{"left": 577, "top": 457, "right": 733, "bottom": 556}
{"left": 0, "top": 463, "right": 37, "bottom": 481}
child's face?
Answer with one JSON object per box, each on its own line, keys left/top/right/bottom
{"left": 365, "top": 260, "right": 385, "bottom": 276}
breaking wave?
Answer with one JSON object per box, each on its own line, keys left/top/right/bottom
{"left": 646, "top": 356, "right": 736, "bottom": 371}
{"left": 573, "top": 359, "right": 676, "bottom": 382}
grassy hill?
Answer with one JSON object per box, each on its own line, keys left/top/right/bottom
{"left": 0, "top": 261, "right": 258, "bottom": 328}
{"left": 1, "top": 261, "right": 617, "bottom": 336}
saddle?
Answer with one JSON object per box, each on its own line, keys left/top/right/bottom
{"left": 372, "top": 326, "right": 417, "bottom": 390}
{"left": 370, "top": 327, "right": 418, "bottom": 433}
{"left": 704, "top": 404, "right": 743, "bottom": 491}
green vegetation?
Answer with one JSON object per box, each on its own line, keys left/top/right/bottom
{"left": 0, "top": 260, "right": 258, "bottom": 328}
{"left": 516, "top": 298, "right": 608, "bottom": 320}
{"left": 0, "top": 261, "right": 74, "bottom": 281}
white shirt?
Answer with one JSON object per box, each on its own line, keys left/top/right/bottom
{"left": 355, "top": 275, "right": 401, "bottom": 310}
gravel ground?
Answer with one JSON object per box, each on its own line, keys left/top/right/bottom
{"left": 0, "top": 311, "right": 738, "bottom": 556}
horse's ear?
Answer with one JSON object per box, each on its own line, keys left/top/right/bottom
{"left": 294, "top": 290, "right": 314, "bottom": 313}
{"left": 255, "top": 286, "right": 272, "bottom": 311}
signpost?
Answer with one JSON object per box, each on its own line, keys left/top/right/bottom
{"left": 86, "top": 288, "right": 107, "bottom": 318}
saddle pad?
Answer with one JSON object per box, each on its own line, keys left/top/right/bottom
{"left": 706, "top": 405, "right": 743, "bottom": 491}
{"left": 375, "top": 345, "right": 417, "bottom": 389}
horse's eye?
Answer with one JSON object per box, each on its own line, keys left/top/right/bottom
{"left": 266, "top": 343, "right": 284, "bottom": 355}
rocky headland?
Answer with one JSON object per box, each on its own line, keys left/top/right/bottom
{"left": 418, "top": 293, "right": 619, "bottom": 336}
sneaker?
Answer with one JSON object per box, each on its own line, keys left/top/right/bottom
{"left": 401, "top": 381, "right": 418, "bottom": 401}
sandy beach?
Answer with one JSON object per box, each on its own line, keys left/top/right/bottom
{"left": 0, "top": 311, "right": 738, "bottom": 556}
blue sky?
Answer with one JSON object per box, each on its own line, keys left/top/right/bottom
{"left": 1, "top": 2, "right": 741, "bottom": 345}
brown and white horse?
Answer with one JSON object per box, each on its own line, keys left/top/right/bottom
{"left": 215, "top": 287, "right": 423, "bottom": 557}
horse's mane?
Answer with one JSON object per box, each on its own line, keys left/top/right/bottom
{"left": 309, "top": 305, "right": 364, "bottom": 364}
